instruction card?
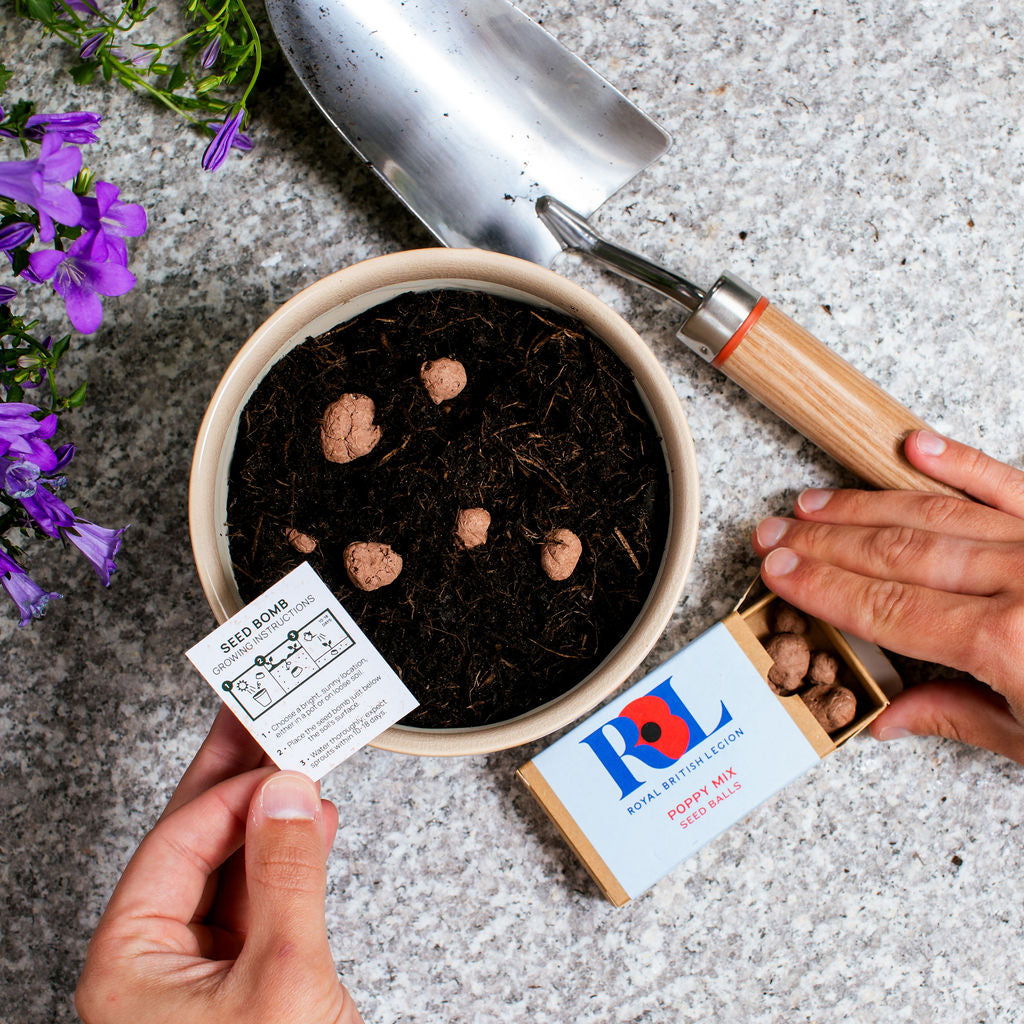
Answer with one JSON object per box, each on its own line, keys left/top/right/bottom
{"left": 187, "top": 562, "right": 418, "bottom": 780}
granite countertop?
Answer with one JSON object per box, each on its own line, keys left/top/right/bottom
{"left": 2, "top": 2, "right": 1023, "bottom": 1022}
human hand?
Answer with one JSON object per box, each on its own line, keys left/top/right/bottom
{"left": 752, "top": 430, "right": 1024, "bottom": 764}
{"left": 76, "top": 708, "right": 363, "bottom": 1024}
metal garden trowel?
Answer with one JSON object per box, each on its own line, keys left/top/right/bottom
{"left": 266, "top": 0, "right": 958, "bottom": 497}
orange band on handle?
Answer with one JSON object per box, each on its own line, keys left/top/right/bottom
{"left": 711, "top": 295, "right": 770, "bottom": 368}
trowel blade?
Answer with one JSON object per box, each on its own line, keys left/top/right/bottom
{"left": 266, "top": 0, "right": 670, "bottom": 265}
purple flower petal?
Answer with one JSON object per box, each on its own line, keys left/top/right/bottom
{"left": 54, "top": 443, "right": 76, "bottom": 469}
{"left": 200, "top": 37, "right": 221, "bottom": 69}
{"left": 25, "top": 111, "right": 103, "bottom": 146}
{"left": 0, "top": 285, "right": 15, "bottom": 304}
{"left": 0, "top": 222, "right": 35, "bottom": 251}
{"left": 202, "top": 108, "right": 246, "bottom": 171}
{"left": 64, "top": 519, "right": 126, "bottom": 585}
{"left": 19, "top": 483, "right": 75, "bottom": 537}
{"left": 60, "top": 281, "right": 104, "bottom": 333}
{"left": 0, "top": 564, "right": 61, "bottom": 626}
{"left": 80, "top": 32, "right": 106, "bottom": 59}
{"left": 0, "top": 138, "right": 83, "bottom": 242}
{"left": 80, "top": 182, "right": 147, "bottom": 238}
{"left": 82, "top": 260, "right": 136, "bottom": 297}
{"left": 26, "top": 248, "right": 67, "bottom": 281}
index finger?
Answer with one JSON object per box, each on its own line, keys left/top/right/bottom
{"left": 162, "top": 707, "right": 268, "bottom": 819}
{"left": 905, "top": 431, "right": 1024, "bottom": 519}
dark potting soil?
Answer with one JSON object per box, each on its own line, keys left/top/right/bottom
{"left": 227, "top": 288, "right": 670, "bottom": 729}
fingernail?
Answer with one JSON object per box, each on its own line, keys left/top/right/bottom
{"left": 763, "top": 548, "right": 799, "bottom": 576}
{"left": 797, "top": 488, "right": 833, "bottom": 513}
{"left": 915, "top": 430, "right": 947, "bottom": 457}
{"left": 876, "top": 726, "right": 913, "bottom": 742}
{"left": 260, "top": 772, "right": 319, "bottom": 820}
{"left": 755, "top": 517, "right": 789, "bottom": 548}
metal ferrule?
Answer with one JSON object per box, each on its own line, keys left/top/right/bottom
{"left": 677, "top": 273, "right": 763, "bottom": 362}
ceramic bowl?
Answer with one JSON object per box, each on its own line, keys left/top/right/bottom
{"left": 189, "top": 248, "right": 699, "bottom": 755}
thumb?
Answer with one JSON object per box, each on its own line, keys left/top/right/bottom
{"left": 240, "top": 772, "right": 336, "bottom": 975}
{"left": 871, "top": 680, "right": 1024, "bottom": 766}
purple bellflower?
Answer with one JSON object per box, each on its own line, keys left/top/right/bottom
{"left": 79, "top": 181, "right": 147, "bottom": 263}
{"left": 27, "top": 229, "right": 136, "bottom": 334}
{"left": 0, "top": 550, "right": 61, "bottom": 626}
{"left": 25, "top": 111, "right": 103, "bottom": 146}
{"left": 80, "top": 32, "right": 106, "bottom": 60}
{"left": 0, "top": 221, "right": 35, "bottom": 251}
{"left": 202, "top": 108, "right": 248, "bottom": 171}
{"left": 0, "top": 403, "right": 59, "bottom": 472}
{"left": 0, "top": 284, "right": 16, "bottom": 304}
{"left": 18, "top": 479, "right": 76, "bottom": 537}
{"left": 0, "top": 134, "right": 83, "bottom": 242}
{"left": 64, "top": 519, "right": 126, "bottom": 586}
{"left": 200, "top": 37, "right": 222, "bottom": 70}
{"left": 16, "top": 480, "right": 125, "bottom": 584}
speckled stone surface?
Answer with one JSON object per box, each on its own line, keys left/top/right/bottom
{"left": 2, "top": 2, "right": 1023, "bottom": 1022}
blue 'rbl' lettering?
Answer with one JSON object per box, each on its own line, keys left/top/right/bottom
{"left": 579, "top": 678, "right": 732, "bottom": 799}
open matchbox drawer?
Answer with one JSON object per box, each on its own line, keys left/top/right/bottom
{"left": 518, "top": 586, "right": 899, "bottom": 906}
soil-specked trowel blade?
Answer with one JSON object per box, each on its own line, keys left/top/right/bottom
{"left": 266, "top": 0, "right": 670, "bottom": 265}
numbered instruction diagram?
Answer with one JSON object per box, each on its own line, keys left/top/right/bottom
{"left": 221, "top": 610, "right": 354, "bottom": 720}
{"left": 187, "top": 562, "right": 418, "bottom": 780}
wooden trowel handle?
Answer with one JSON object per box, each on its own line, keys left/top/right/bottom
{"left": 678, "top": 274, "right": 962, "bottom": 497}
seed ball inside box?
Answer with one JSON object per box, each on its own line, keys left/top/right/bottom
{"left": 226, "top": 289, "right": 670, "bottom": 729}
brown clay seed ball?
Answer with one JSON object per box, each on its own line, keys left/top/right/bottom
{"left": 343, "top": 542, "right": 403, "bottom": 591}
{"left": 772, "top": 602, "right": 808, "bottom": 635}
{"left": 808, "top": 649, "right": 840, "bottom": 686}
{"left": 320, "top": 393, "right": 381, "bottom": 464}
{"left": 420, "top": 357, "right": 467, "bottom": 404}
{"left": 541, "top": 528, "right": 582, "bottom": 581}
{"left": 802, "top": 683, "right": 857, "bottom": 733}
{"left": 284, "top": 527, "right": 317, "bottom": 554}
{"left": 765, "top": 632, "right": 810, "bottom": 694}
{"left": 455, "top": 507, "right": 490, "bottom": 549}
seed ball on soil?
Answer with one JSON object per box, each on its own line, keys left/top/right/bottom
{"left": 802, "top": 683, "right": 857, "bottom": 733}
{"left": 765, "top": 632, "right": 810, "bottom": 694}
{"left": 284, "top": 527, "right": 317, "bottom": 554}
{"left": 808, "top": 649, "right": 840, "bottom": 686}
{"left": 420, "top": 357, "right": 467, "bottom": 404}
{"left": 455, "top": 507, "right": 490, "bottom": 549}
{"left": 343, "top": 541, "right": 403, "bottom": 591}
{"left": 541, "top": 528, "right": 582, "bottom": 581}
{"left": 772, "top": 602, "right": 808, "bottom": 635}
{"left": 320, "top": 393, "right": 381, "bottom": 464}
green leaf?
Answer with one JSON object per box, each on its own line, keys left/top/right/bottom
{"left": 7, "top": 382, "right": 23, "bottom": 402}
{"left": 168, "top": 64, "right": 187, "bottom": 91}
{"left": 149, "top": 62, "right": 172, "bottom": 75}
{"left": 66, "top": 381, "right": 88, "bottom": 408}
{"left": 10, "top": 249, "right": 28, "bottom": 275}
{"left": 101, "top": 53, "right": 114, "bottom": 82}
{"left": 69, "top": 62, "right": 98, "bottom": 86}
{"left": 0, "top": 63, "right": 13, "bottom": 95}
{"left": 51, "top": 335, "right": 71, "bottom": 361}
{"left": 23, "top": 0, "right": 56, "bottom": 24}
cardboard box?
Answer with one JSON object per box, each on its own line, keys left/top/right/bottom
{"left": 517, "top": 585, "right": 899, "bottom": 906}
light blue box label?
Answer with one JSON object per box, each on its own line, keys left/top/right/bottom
{"left": 530, "top": 621, "right": 820, "bottom": 900}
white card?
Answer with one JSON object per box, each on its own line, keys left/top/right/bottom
{"left": 187, "top": 562, "right": 418, "bottom": 780}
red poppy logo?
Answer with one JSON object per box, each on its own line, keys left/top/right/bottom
{"left": 619, "top": 694, "right": 691, "bottom": 760}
